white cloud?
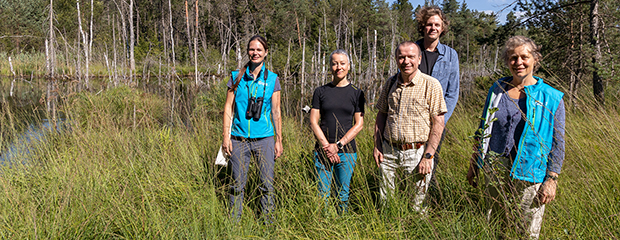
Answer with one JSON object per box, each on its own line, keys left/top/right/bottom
{"left": 514, "top": 11, "right": 527, "bottom": 19}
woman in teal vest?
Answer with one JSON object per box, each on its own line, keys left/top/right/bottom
{"left": 467, "top": 36, "right": 565, "bottom": 239}
{"left": 222, "top": 35, "right": 282, "bottom": 222}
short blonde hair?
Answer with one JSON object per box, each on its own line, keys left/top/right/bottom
{"left": 501, "top": 36, "right": 542, "bottom": 71}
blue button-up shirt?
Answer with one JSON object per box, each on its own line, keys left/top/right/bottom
{"left": 416, "top": 39, "right": 460, "bottom": 124}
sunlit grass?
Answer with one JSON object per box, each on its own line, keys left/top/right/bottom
{"left": 0, "top": 80, "right": 618, "bottom": 238}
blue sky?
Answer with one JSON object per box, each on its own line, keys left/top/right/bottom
{"left": 460, "top": 0, "right": 519, "bottom": 23}
{"left": 390, "top": 0, "right": 521, "bottom": 24}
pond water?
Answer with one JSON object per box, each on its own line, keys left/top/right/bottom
{"left": 0, "top": 75, "right": 201, "bottom": 165}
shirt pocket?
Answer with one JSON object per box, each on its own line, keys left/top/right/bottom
{"left": 433, "top": 61, "right": 449, "bottom": 80}
{"left": 408, "top": 97, "right": 430, "bottom": 121}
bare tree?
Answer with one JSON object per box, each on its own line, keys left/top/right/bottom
{"left": 185, "top": 0, "right": 193, "bottom": 64}
{"left": 129, "top": 0, "right": 135, "bottom": 81}
{"left": 47, "top": 0, "right": 57, "bottom": 120}
{"left": 194, "top": 0, "right": 199, "bottom": 85}
{"left": 169, "top": 0, "right": 176, "bottom": 72}
{"left": 77, "top": 0, "right": 89, "bottom": 89}
{"left": 590, "top": 0, "right": 604, "bottom": 104}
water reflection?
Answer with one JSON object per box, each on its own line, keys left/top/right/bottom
{"left": 0, "top": 119, "right": 68, "bottom": 166}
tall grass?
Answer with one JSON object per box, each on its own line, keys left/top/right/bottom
{"left": 0, "top": 80, "right": 618, "bottom": 239}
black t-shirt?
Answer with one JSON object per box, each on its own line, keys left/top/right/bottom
{"left": 311, "top": 83, "right": 366, "bottom": 153}
{"left": 420, "top": 49, "right": 439, "bottom": 75}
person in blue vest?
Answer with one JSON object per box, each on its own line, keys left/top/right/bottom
{"left": 309, "top": 49, "right": 365, "bottom": 214}
{"left": 222, "top": 35, "right": 282, "bottom": 222}
{"left": 467, "top": 36, "right": 565, "bottom": 239}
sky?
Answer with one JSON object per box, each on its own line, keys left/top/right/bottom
{"left": 391, "top": 0, "right": 521, "bottom": 24}
{"left": 460, "top": 0, "right": 518, "bottom": 23}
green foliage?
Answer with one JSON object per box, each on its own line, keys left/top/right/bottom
{"left": 0, "top": 82, "right": 619, "bottom": 238}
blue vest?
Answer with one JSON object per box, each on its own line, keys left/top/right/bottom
{"left": 477, "top": 76, "right": 564, "bottom": 183}
{"left": 231, "top": 65, "right": 279, "bottom": 139}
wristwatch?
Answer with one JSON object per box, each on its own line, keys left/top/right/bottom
{"left": 336, "top": 141, "right": 344, "bottom": 150}
{"left": 424, "top": 153, "right": 434, "bottom": 159}
{"left": 546, "top": 175, "right": 559, "bottom": 181}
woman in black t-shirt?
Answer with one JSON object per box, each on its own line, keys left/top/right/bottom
{"left": 309, "top": 49, "right": 366, "bottom": 214}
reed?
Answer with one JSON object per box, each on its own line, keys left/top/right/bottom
{"left": 0, "top": 80, "right": 618, "bottom": 239}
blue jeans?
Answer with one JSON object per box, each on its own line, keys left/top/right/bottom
{"left": 229, "top": 136, "right": 275, "bottom": 222}
{"left": 314, "top": 151, "right": 357, "bottom": 213}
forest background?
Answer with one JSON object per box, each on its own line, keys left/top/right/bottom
{"left": 0, "top": 0, "right": 619, "bottom": 238}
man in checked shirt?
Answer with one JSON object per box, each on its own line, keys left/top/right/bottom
{"left": 373, "top": 41, "right": 447, "bottom": 212}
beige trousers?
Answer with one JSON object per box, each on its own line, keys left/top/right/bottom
{"left": 484, "top": 157, "right": 546, "bottom": 239}
{"left": 380, "top": 140, "right": 432, "bottom": 212}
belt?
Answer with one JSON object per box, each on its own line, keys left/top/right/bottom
{"left": 385, "top": 139, "right": 425, "bottom": 151}
{"left": 231, "top": 136, "right": 267, "bottom": 141}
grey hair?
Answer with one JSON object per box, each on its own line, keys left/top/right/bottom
{"left": 329, "top": 49, "right": 351, "bottom": 64}
{"left": 501, "top": 35, "right": 542, "bottom": 71}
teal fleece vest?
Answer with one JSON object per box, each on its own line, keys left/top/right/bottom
{"left": 231, "top": 65, "right": 279, "bottom": 139}
{"left": 477, "top": 76, "right": 564, "bottom": 183}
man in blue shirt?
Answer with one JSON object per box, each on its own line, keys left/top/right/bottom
{"left": 415, "top": 6, "right": 460, "bottom": 191}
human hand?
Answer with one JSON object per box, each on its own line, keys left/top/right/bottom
{"left": 223, "top": 136, "right": 233, "bottom": 156}
{"left": 323, "top": 144, "right": 340, "bottom": 163}
{"left": 467, "top": 160, "right": 479, "bottom": 188}
{"left": 373, "top": 147, "right": 383, "bottom": 168}
{"left": 274, "top": 140, "right": 283, "bottom": 159}
{"left": 418, "top": 157, "right": 433, "bottom": 175}
{"left": 537, "top": 178, "right": 557, "bottom": 204}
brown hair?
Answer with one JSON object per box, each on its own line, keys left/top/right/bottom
{"left": 416, "top": 6, "right": 449, "bottom": 38}
{"left": 501, "top": 36, "right": 542, "bottom": 71}
{"left": 230, "top": 35, "right": 269, "bottom": 92}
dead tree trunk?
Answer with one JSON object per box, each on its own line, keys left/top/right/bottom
{"left": 129, "top": 0, "right": 136, "bottom": 82}
{"left": 590, "top": 0, "right": 604, "bottom": 105}
{"left": 169, "top": 0, "right": 176, "bottom": 73}
{"left": 47, "top": 0, "right": 57, "bottom": 120}
{"left": 77, "top": 0, "right": 89, "bottom": 90}
{"left": 185, "top": 1, "right": 193, "bottom": 64}
{"left": 194, "top": 0, "right": 199, "bottom": 85}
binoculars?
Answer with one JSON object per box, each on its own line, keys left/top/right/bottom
{"left": 245, "top": 96, "right": 264, "bottom": 121}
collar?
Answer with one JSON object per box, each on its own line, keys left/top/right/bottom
{"left": 416, "top": 39, "right": 446, "bottom": 56}
{"left": 499, "top": 76, "right": 544, "bottom": 91}
{"left": 398, "top": 70, "right": 421, "bottom": 86}
{"left": 246, "top": 63, "right": 266, "bottom": 80}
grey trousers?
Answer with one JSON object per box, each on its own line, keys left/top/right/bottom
{"left": 229, "top": 136, "right": 275, "bottom": 222}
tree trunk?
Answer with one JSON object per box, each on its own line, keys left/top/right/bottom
{"left": 185, "top": 0, "right": 194, "bottom": 65}
{"left": 48, "top": 0, "right": 55, "bottom": 78}
{"left": 388, "top": 11, "right": 396, "bottom": 76}
{"left": 129, "top": 0, "right": 136, "bottom": 82}
{"left": 194, "top": 0, "right": 199, "bottom": 85}
{"left": 169, "top": 0, "right": 176, "bottom": 72}
{"left": 77, "top": 0, "right": 88, "bottom": 89}
{"left": 590, "top": 0, "right": 604, "bottom": 104}
{"left": 47, "top": 0, "right": 56, "bottom": 120}
{"left": 301, "top": 38, "right": 306, "bottom": 124}
{"left": 113, "top": 13, "right": 119, "bottom": 86}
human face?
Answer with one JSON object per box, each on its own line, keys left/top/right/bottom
{"left": 330, "top": 53, "right": 349, "bottom": 80}
{"left": 508, "top": 45, "right": 537, "bottom": 80}
{"left": 396, "top": 44, "right": 421, "bottom": 76}
{"left": 247, "top": 40, "right": 267, "bottom": 64}
{"left": 424, "top": 15, "right": 443, "bottom": 42}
